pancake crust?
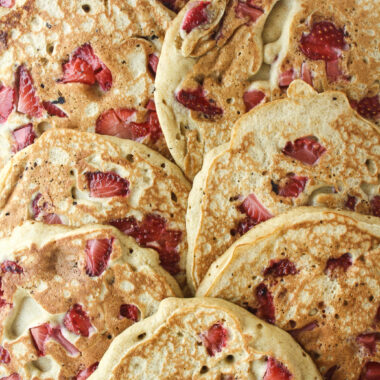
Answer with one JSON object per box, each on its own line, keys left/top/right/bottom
{"left": 187, "top": 80, "right": 380, "bottom": 291}
{"left": 197, "top": 208, "right": 380, "bottom": 379}
{"left": 88, "top": 297, "right": 321, "bottom": 379}
{"left": 0, "top": 221, "right": 181, "bottom": 379}
{"left": 0, "top": 129, "right": 190, "bottom": 286}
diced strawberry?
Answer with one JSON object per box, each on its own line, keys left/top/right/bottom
{"left": 288, "top": 321, "right": 318, "bottom": 338}
{"left": 0, "top": 345, "right": 10, "bottom": 364}
{"left": 0, "top": 375, "right": 20, "bottom": 380}
{"left": 357, "top": 333, "right": 380, "bottom": 355}
{"left": 277, "top": 175, "right": 308, "bottom": 198}
{"left": 325, "top": 59, "right": 341, "bottom": 83}
{"left": 300, "top": 21, "right": 347, "bottom": 61}
{"left": 263, "top": 259, "right": 297, "bottom": 277}
{"left": 119, "top": 304, "right": 140, "bottom": 322}
{"left": 324, "top": 366, "right": 339, "bottom": 380}
{"left": 148, "top": 54, "right": 159, "bottom": 76}
{"left": 181, "top": 1, "right": 210, "bottom": 33}
{"left": 42, "top": 101, "right": 67, "bottom": 118}
{"left": 1, "top": 261, "right": 23, "bottom": 274}
{"left": 301, "top": 62, "right": 313, "bottom": 86}
{"left": 16, "top": 66, "right": 43, "bottom": 118}
{"left": 176, "top": 87, "right": 223, "bottom": 116}
{"left": 243, "top": 90, "right": 265, "bottom": 112}
{"left": 354, "top": 96, "right": 380, "bottom": 121}
{"left": 146, "top": 99, "right": 156, "bottom": 111}
{"left": 200, "top": 323, "right": 228, "bottom": 356}
{"left": 235, "top": 1, "right": 263, "bottom": 23}
{"left": 360, "top": 362, "right": 380, "bottom": 380}
{"left": 282, "top": 136, "right": 326, "bottom": 165}
{"left": 325, "top": 252, "right": 352, "bottom": 276}
{"left": 30, "top": 323, "right": 52, "bottom": 356}
{"left": 110, "top": 214, "right": 182, "bottom": 275}
{"left": 147, "top": 110, "right": 163, "bottom": 143}
{"left": 43, "top": 213, "right": 62, "bottom": 225}
{"left": 0, "top": 85, "right": 15, "bottom": 123}
{"left": 255, "top": 283, "right": 275, "bottom": 324}
{"left": 60, "top": 57, "right": 96, "bottom": 86}
{"left": 371, "top": 197, "right": 380, "bottom": 217}
{"left": 345, "top": 195, "right": 357, "bottom": 211}
{"left": 64, "top": 304, "right": 93, "bottom": 337}
{"left": 279, "top": 69, "right": 295, "bottom": 88}
{"left": 94, "top": 66, "right": 113, "bottom": 92}
{"left": 74, "top": 362, "right": 99, "bottom": 380}
{"left": 12, "top": 123, "right": 36, "bottom": 153}
{"left": 0, "top": 0, "right": 15, "bottom": 7}
{"left": 50, "top": 326, "right": 80, "bottom": 356}
{"left": 31, "top": 193, "right": 43, "bottom": 218}
{"left": 263, "top": 357, "right": 292, "bottom": 380}
{"left": 85, "top": 238, "right": 114, "bottom": 277}
{"left": 85, "top": 171, "right": 130, "bottom": 198}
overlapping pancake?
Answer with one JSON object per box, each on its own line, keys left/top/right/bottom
{"left": 0, "top": 0, "right": 181, "bottom": 169}
{"left": 197, "top": 208, "right": 380, "bottom": 379}
{"left": 0, "top": 221, "right": 182, "bottom": 380}
{"left": 88, "top": 297, "right": 321, "bottom": 379}
{"left": 155, "top": 0, "right": 279, "bottom": 179}
{"left": 187, "top": 81, "right": 380, "bottom": 291}
{"left": 0, "top": 129, "right": 190, "bottom": 286}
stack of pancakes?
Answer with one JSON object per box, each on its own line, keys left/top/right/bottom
{"left": 0, "top": 1, "right": 378, "bottom": 379}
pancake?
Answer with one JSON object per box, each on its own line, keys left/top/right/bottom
{"left": 155, "top": 0, "right": 279, "bottom": 179}
{"left": 88, "top": 297, "right": 322, "bottom": 379}
{"left": 0, "top": 221, "right": 182, "bottom": 379}
{"left": 0, "top": 0, "right": 180, "bottom": 170}
{"left": 0, "top": 128, "right": 190, "bottom": 286}
{"left": 197, "top": 208, "right": 380, "bottom": 379}
{"left": 187, "top": 80, "right": 380, "bottom": 291}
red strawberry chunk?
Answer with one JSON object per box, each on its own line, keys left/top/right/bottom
{"left": 0, "top": 375, "right": 20, "bottom": 380}
{"left": 0, "top": 0, "right": 15, "bottom": 7}
{"left": 147, "top": 110, "right": 163, "bottom": 143}
{"left": 354, "top": 96, "right": 380, "bottom": 120}
{"left": 255, "top": 283, "right": 275, "bottom": 324}
{"left": 325, "top": 59, "right": 342, "bottom": 83}
{"left": 64, "top": 304, "right": 93, "bottom": 337}
{"left": 300, "top": 21, "right": 347, "bottom": 61}
{"left": 42, "top": 101, "right": 67, "bottom": 118}
{"left": 30, "top": 323, "right": 52, "bottom": 356}
{"left": 31, "top": 193, "right": 43, "bottom": 218}
{"left": 1, "top": 261, "right": 23, "bottom": 274}
{"left": 235, "top": 1, "right": 263, "bottom": 23}
{"left": 0, "top": 345, "right": 10, "bottom": 364}
{"left": 12, "top": 123, "right": 36, "bottom": 153}
{"left": 120, "top": 304, "right": 140, "bottom": 322}
{"left": 85, "top": 171, "right": 130, "bottom": 198}
{"left": 75, "top": 362, "right": 99, "bottom": 380}
{"left": 278, "top": 175, "right": 308, "bottom": 198}
{"left": 50, "top": 326, "right": 80, "bottom": 356}
{"left": 60, "top": 57, "right": 96, "bottom": 86}
{"left": 85, "top": 238, "right": 114, "bottom": 277}
{"left": 94, "top": 66, "right": 113, "bottom": 92}
{"left": 146, "top": 99, "right": 156, "bottom": 111}
{"left": 371, "top": 196, "right": 380, "bottom": 217}
{"left": 176, "top": 87, "right": 223, "bottom": 116}
{"left": 288, "top": 321, "right": 318, "bottom": 338}
{"left": 181, "top": 1, "right": 210, "bottom": 33}
{"left": 263, "top": 357, "right": 292, "bottom": 380}
{"left": 263, "top": 259, "right": 297, "bottom": 277}
{"left": 360, "top": 362, "right": 380, "bottom": 380}
{"left": 110, "top": 214, "right": 182, "bottom": 275}
{"left": 158, "top": 0, "right": 179, "bottom": 12}
{"left": 243, "top": 90, "right": 265, "bottom": 112}
{"left": 325, "top": 252, "right": 352, "bottom": 276}
{"left": 43, "top": 213, "right": 62, "bottom": 225}
{"left": 282, "top": 136, "right": 326, "bottom": 165}
{"left": 279, "top": 69, "right": 295, "bottom": 88}
{"left": 357, "top": 333, "right": 380, "bottom": 355}
{"left": 148, "top": 54, "right": 159, "bottom": 76}
{"left": 0, "top": 85, "right": 15, "bottom": 123}
{"left": 345, "top": 195, "right": 357, "bottom": 211}
{"left": 325, "top": 366, "right": 339, "bottom": 380}
{"left": 301, "top": 62, "right": 313, "bottom": 86}
{"left": 200, "top": 323, "right": 228, "bottom": 356}
{"left": 16, "top": 66, "right": 43, "bottom": 118}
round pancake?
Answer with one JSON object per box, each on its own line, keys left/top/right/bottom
{"left": 197, "top": 208, "right": 380, "bottom": 379}
{"left": 187, "top": 80, "right": 380, "bottom": 291}
{"left": 0, "top": 129, "right": 190, "bottom": 286}
{"left": 0, "top": 221, "right": 182, "bottom": 379}
{"left": 155, "top": 0, "right": 279, "bottom": 179}
{"left": 88, "top": 297, "right": 321, "bottom": 379}
{"left": 0, "top": 0, "right": 178, "bottom": 170}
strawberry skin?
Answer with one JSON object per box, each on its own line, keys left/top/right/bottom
{"left": 359, "top": 362, "right": 380, "bottom": 380}
{"left": 255, "top": 283, "right": 275, "bottom": 324}
{"left": 30, "top": 323, "right": 52, "bottom": 356}
{"left": 181, "top": 1, "right": 210, "bottom": 33}
{"left": 282, "top": 136, "right": 326, "bottom": 166}
{"left": 0, "top": 375, "right": 20, "bottom": 380}
{"left": 148, "top": 54, "right": 159, "bottom": 76}
{"left": 201, "top": 323, "right": 228, "bottom": 356}
{"left": 119, "top": 304, "right": 140, "bottom": 322}
{"left": 42, "top": 101, "right": 67, "bottom": 118}
{"left": 74, "top": 362, "right": 99, "bottom": 380}
{"left": 60, "top": 57, "right": 96, "bottom": 85}
{"left": 0, "top": 85, "right": 15, "bottom": 123}
{"left": 0, "top": 345, "right": 10, "bottom": 364}
{"left": 1, "top": 260, "right": 23, "bottom": 274}
{"left": 277, "top": 175, "right": 308, "bottom": 198}
{"left": 0, "top": 0, "right": 15, "bottom": 8}
{"left": 11, "top": 123, "right": 36, "bottom": 153}
{"left": 355, "top": 95, "right": 380, "bottom": 121}
{"left": 85, "top": 171, "right": 130, "bottom": 198}
{"left": 235, "top": 1, "right": 263, "bottom": 23}
{"left": 263, "top": 357, "right": 292, "bottom": 380}
{"left": 243, "top": 90, "right": 265, "bottom": 112}
{"left": 85, "top": 238, "right": 114, "bottom": 277}
{"left": 64, "top": 304, "right": 93, "bottom": 337}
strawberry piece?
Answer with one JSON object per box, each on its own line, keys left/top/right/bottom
{"left": 60, "top": 57, "right": 96, "bottom": 86}
{"left": 50, "top": 326, "right": 80, "bottom": 356}
{"left": 0, "top": 0, "right": 15, "bottom": 7}
{"left": 282, "top": 136, "right": 326, "bottom": 165}
{"left": 288, "top": 321, "right": 318, "bottom": 338}
{"left": 0, "top": 85, "right": 15, "bottom": 123}
{"left": 110, "top": 214, "right": 182, "bottom": 275}
{"left": 345, "top": 195, "right": 357, "bottom": 211}
{"left": 64, "top": 304, "right": 93, "bottom": 337}
{"left": 325, "top": 59, "right": 341, "bottom": 83}
{"left": 263, "top": 357, "right": 292, "bottom": 380}
{"left": 12, "top": 123, "right": 36, "bottom": 153}
{"left": 263, "top": 259, "right": 297, "bottom": 277}
{"left": 235, "top": 1, "right": 263, "bottom": 23}
{"left": 148, "top": 54, "right": 159, "bottom": 76}
{"left": 42, "top": 101, "right": 67, "bottom": 118}
{"left": 31, "top": 193, "right": 61, "bottom": 224}
{"left": 371, "top": 196, "right": 380, "bottom": 217}
{"left": 360, "top": 362, "right": 380, "bottom": 380}
{"left": 181, "top": 1, "right": 210, "bottom": 33}
{"left": 301, "top": 62, "right": 313, "bottom": 86}
{"left": 30, "top": 323, "right": 52, "bottom": 356}
{"left": 176, "top": 87, "right": 223, "bottom": 116}
{"left": 300, "top": 21, "right": 347, "bottom": 61}
{"left": 325, "top": 252, "right": 352, "bottom": 276}
{"left": 85, "top": 171, "right": 130, "bottom": 198}
{"left": 85, "top": 238, "right": 114, "bottom": 277}
{"left": 255, "top": 283, "right": 275, "bottom": 324}
{"left": 0, "top": 345, "right": 10, "bottom": 364}
{"left": 75, "top": 362, "right": 99, "bottom": 380}
{"left": 200, "top": 323, "right": 228, "bottom": 356}
{"left": 147, "top": 110, "right": 163, "bottom": 143}
{"left": 357, "top": 333, "right": 380, "bottom": 355}
{"left": 243, "top": 90, "right": 265, "bottom": 112}
{"left": 31, "top": 193, "right": 43, "bottom": 218}
{"left": 355, "top": 96, "right": 380, "bottom": 120}
{"left": 146, "top": 99, "right": 156, "bottom": 111}
{"left": 279, "top": 69, "right": 295, "bottom": 88}
{"left": 1, "top": 261, "right": 23, "bottom": 274}
{"left": 325, "top": 366, "right": 339, "bottom": 380}
{"left": 120, "top": 304, "right": 140, "bottom": 322}
{"left": 277, "top": 175, "right": 308, "bottom": 198}
{"left": 0, "top": 375, "right": 20, "bottom": 380}
{"left": 16, "top": 66, "right": 43, "bottom": 118}
{"left": 43, "top": 213, "right": 62, "bottom": 225}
